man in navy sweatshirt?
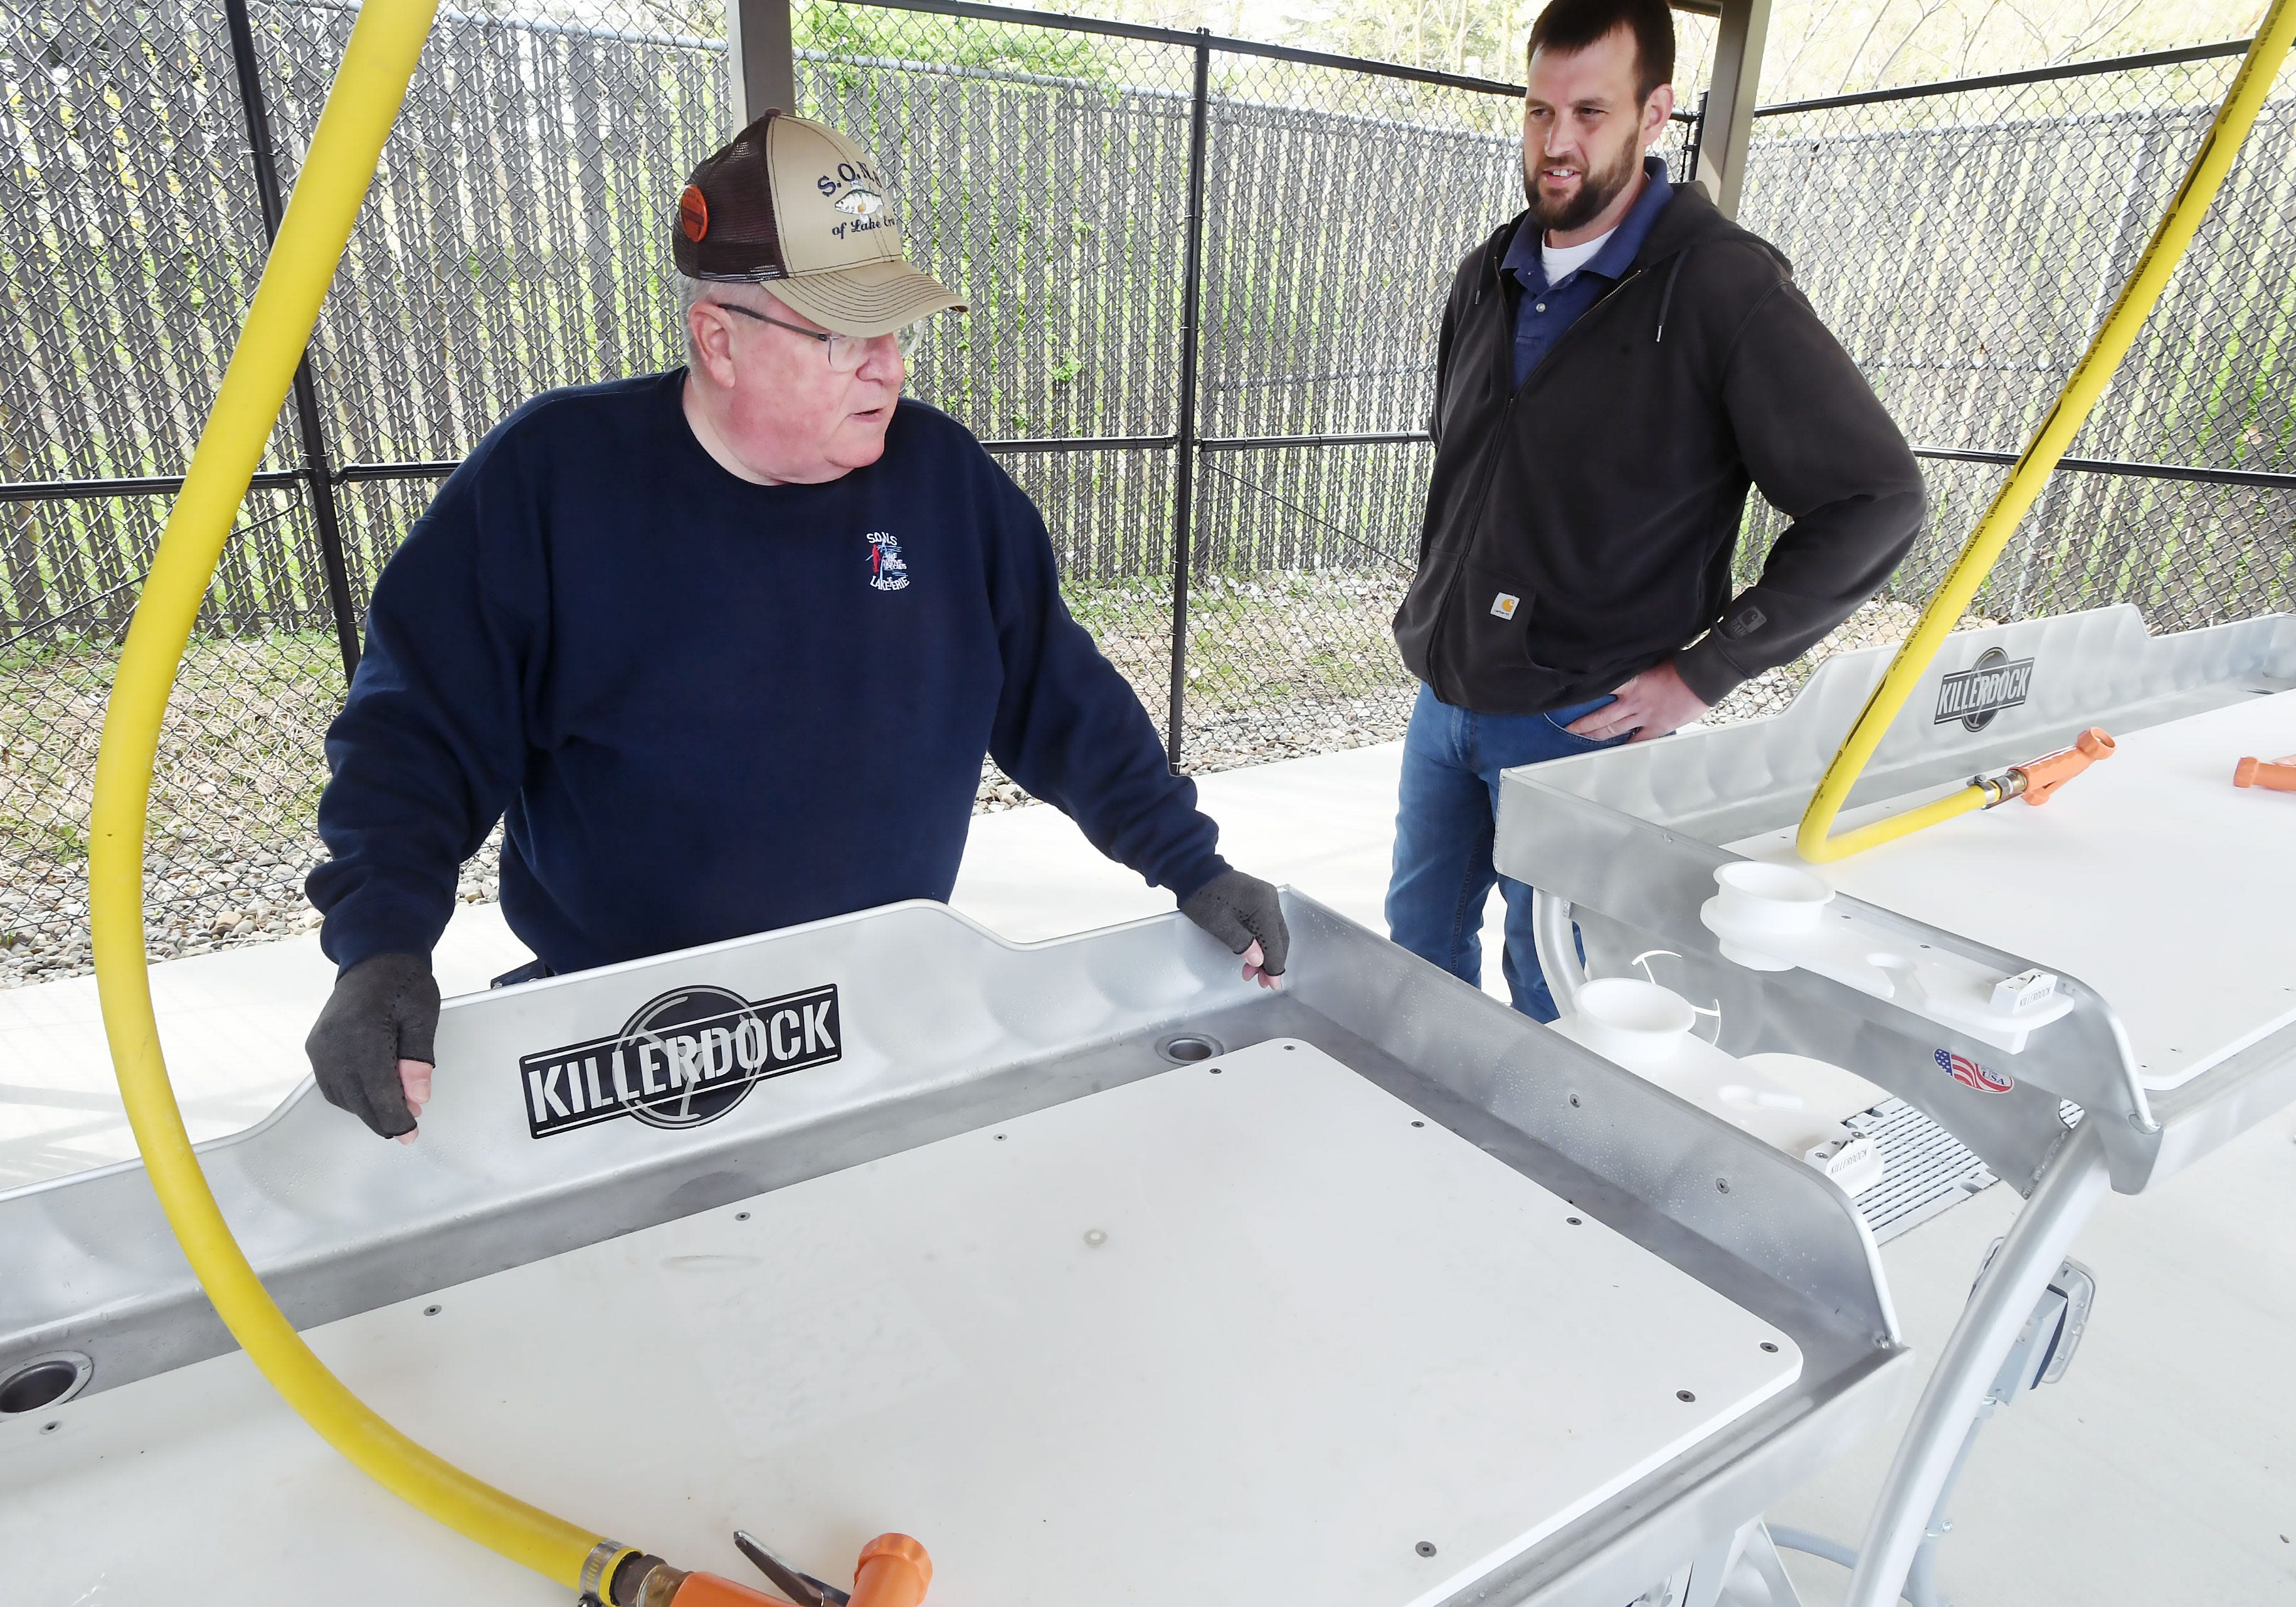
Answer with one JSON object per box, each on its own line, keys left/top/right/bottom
{"left": 303, "top": 112, "right": 1289, "bottom": 1143}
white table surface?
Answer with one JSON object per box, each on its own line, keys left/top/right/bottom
{"left": 3, "top": 1039, "right": 1800, "bottom": 1606}
{"left": 1732, "top": 690, "right": 2296, "bottom": 1089}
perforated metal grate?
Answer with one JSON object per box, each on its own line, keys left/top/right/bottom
{"left": 1853, "top": 1098, "right": 1999, "bottom": 1243}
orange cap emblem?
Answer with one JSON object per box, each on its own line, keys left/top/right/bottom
{"left": 679, "top": 184, "right": 709, "bottom": 242}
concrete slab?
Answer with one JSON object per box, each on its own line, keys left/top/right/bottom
{"left": 0, "top": 904, "right": 532, "bottom": 1188}
{"left": 1770, "top": 1098, "right": 2296, "bottom": 1605}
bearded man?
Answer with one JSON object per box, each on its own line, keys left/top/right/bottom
{"left": 1385, "top": 0, "right": 1924, "bottom": 1020}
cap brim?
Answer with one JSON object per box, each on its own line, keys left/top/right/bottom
{"left": 770, "top": 257, "right": 965, "bottom": 337}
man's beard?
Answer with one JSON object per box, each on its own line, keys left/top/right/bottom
{"left": 1523, "top": 139, "right": 1641, "bottom": 233}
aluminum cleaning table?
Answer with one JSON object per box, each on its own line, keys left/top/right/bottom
{"left": 1496, "top": 604, "right": 2296, "bottom": 1607}
{"left": 1, "top": 896, "right": 1904, "bottom": 1607}
{"left": 1728, "top": 687, "right": 2296, "bottom": 1092}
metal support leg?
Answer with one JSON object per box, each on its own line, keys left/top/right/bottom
{"left": 1530, "top": 890, "right": 1587, "bottom": 1018}
{"left": 1735, "top": 1524, "right": 1811, "bottom": 1606}
{"left": 1842, "top": 1119, "right": 2110, "bottom": 1607}
{"left": 1681, "top": 1524, "right": 1747, "bottom": 1607}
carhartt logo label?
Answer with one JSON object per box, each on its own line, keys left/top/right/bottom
{"left": 1935, "top": 647, "right": 2033, "bottom": 732}
{"left": 519, "top": 983, "right": 840, "bottom": 1140}
{"left": 1490, "top": 593, "right": 1520, "bottom": 621}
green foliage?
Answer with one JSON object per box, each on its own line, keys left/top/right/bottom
{"left": 795, "top": 1, "right": 1117, "bottom": 82}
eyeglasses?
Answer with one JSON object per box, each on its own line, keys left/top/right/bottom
{"left": 711, "top": 301, "right": 921, "bottom": 371}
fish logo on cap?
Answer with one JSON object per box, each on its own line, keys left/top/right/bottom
{"left": 834, "top": 186, "right": 885, "bottom": 218}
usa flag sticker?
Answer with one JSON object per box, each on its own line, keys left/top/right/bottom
{"left": 1935, "top": 1046, "right": 2014, "bottom": 1094}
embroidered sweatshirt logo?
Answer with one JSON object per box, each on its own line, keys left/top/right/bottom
{"left": 519, "top": 983, "right": 840, "bottom": 1139}
{"left": 865, "top": 530, "right": 909, "bottom": 591}
{"left": 1935, "top": 646, "right": 2033, "bottom": 732}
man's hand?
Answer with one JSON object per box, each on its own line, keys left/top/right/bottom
{"left": 305, "top": 953, "right": 440, "bottom": 1142}
{"left": 1180, "top": 870, "right": 1289, "bottom": 989}
{"left": 1564, "top": 660, "right": 1710, "bottom": 744}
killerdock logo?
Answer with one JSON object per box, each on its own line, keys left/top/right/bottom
{"left": 518, "top": 983, "right": 840, "bottom": 1139}
{"left": 1934, "top": 646, "right": 2034, "bottom": 732}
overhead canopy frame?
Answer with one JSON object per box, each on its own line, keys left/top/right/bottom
{"left": 1685, "top": 0, "right": 1771, "bottom": 218}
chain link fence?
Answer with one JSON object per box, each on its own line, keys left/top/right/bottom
{"left": 3, "top": 3, "right": 2290, "bottom": 984}
{"left": 1716, "top": 39, "right": 2296, "bottom": 723}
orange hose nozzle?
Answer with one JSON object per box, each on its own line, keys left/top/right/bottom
{"left": 661, "top": 1534, "right": 933, "bottom": 1607}
{"left": 2233, "top": 752, "right": 2296, "bottom": 792}
{"left": 2010, "top": 727, "right": 2115, "bottom": 805}
{"left": 665, "top": 1574, "right": 798, "bottom": 1607}
{"left": 852, "top": 1534, "right": 933, "bottom": 1607}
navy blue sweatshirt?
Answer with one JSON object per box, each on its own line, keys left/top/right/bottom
{"left": 309, "top": 372, "right": 1228, "bottom": 975}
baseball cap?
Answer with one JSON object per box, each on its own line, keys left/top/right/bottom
{"left": 672, "top": 111, "right": 964, "bottom": 337}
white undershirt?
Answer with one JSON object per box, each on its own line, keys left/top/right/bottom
{"left": 1541, "top": 226, "right": 1614, "bottom": 287}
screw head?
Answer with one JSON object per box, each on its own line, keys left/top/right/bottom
{"left": 1760, "top": 1341, "right": 1779, "bottom": 1353}
{"left": 1565, "top": 1216, "right": 1582, "bottom": 1226}
{"left": 734, "top": 1211, "right": 750, "bottom": 1221}
{"left": 423, "top": 1304, "right": 442, "bottom": 1317}
{"left": 1715, "top": 1178, "right": 1731, "bottom": 1194}
{"left": 1415, "top": 1541, "right": 1437, "bottom": 1558}
{"left": 1676, "top": 1389, "right": 1696, "bottom": 1403}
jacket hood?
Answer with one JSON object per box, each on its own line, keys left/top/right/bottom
{"left": 1634, "top": 178, "right": 1787, "bottom": 272}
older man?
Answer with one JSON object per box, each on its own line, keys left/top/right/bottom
{"left": 304, "top": 112, "right": 1288, "bottom": 1142}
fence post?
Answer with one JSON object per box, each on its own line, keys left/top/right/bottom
{"left": 1681, "top": 88, "right": 1709, "bottom": 184}
{"left": 1166, "top": 28, "right": 1212, "bottom": 771}
{"left": 223, "top": 0, "right": 363, "bottom": 687}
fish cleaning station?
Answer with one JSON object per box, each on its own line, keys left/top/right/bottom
{"left": 1, "top": 1, "right": 2293, "bottom": 1605}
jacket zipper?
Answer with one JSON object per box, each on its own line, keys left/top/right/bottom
{"left": 1422, "top": 258, "right": 1661, "bottom": 694}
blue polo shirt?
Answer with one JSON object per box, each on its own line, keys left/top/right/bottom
{"left": 1503, "top": 155, "right": 1674, "bottom": 388}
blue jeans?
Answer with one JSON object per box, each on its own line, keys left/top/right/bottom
{"left": 1385, "top": 682, "right": 1628, "bottom": 1021}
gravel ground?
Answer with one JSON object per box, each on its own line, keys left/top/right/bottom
{"left": 0, "top": 595, "right": 1968, "bottom": 988}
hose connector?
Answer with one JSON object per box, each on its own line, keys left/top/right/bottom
{"left": 579, "top": 1543, "right": 643, "bottom": 1605}
{"left": 1977, "top": 727, "right": 2115, "bottom": 808}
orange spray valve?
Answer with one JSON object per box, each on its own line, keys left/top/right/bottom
{"left": 1977, "top": 727, "right": 2116, "bottom": 808}
{"left": 654, "top": 1571, "right": 798, "bottom": 1607}
{"left": 613, "top": 1531, "right": 931, "bottom": 1607}
{"left": 850, "top": 1534, "right": 933, "bottom": 1607}
{"left": 2233, "top": 752, "right": 2296, "bottom": 792}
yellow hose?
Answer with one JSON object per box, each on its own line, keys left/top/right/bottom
{"left": 88, "top": 0, "right": 613, "bottom": 1591}
{"left": 1797, "top": 0, "right": 2296, "bottom": 863}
